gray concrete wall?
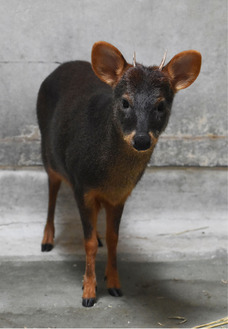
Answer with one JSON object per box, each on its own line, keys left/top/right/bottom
{"left": 0, "top": 0, "right": 227, "bottom": 167}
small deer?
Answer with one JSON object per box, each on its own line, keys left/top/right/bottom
{"left": 37, "top": 41, "right": 201, "bottom": 307}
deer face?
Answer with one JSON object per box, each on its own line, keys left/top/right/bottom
{"left": 113, "top": 65, "right": 174, "bottom": 151}
{"left": 91, "top": 41, "right": 201, "bottom": 151}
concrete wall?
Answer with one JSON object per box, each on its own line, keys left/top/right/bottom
{"left": 0, "top": 0, "right": 227, "bottom": 167}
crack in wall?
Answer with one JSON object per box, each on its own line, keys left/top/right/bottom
{"left": 160, "top": 135, "right": 227, "bottom": 141}
{"left": 0, "top": 125, "right": 41, "bottom": 142}
{"left": 0, "top": 61, "right": 62, "bottom": 64}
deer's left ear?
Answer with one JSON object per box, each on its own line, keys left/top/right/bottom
{"left": 163, "top": 50, "right": 202, "bottom": 92}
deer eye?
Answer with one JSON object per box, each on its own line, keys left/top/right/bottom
{"left": 122, "top": 98, "right": 130, "bottom": 109}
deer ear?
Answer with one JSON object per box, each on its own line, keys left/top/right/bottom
{"left": 91, "top": 41, "right": 132, "bottom": 87}
{"left": 163, "top": 50, "right": 202, "bottom": 92}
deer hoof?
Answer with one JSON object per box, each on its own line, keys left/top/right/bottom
{"left": 97, "top": 237, "right": 103, "bottom": 247}
{"left": 41, "top": 243, "right": 53, "bottom": 252}
{"left": 82, "top": 298, "right": 96, "bottom": 307}
{"left": 108, "top": 288, "right": 123, "bottom": 297}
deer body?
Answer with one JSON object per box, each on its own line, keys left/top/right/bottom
{"left": 37, "top": 41, "right": 201, "bottom": 307}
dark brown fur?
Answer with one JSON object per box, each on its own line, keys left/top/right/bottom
{"left": 37, "top": 41, "right": 201, "bottom": 307}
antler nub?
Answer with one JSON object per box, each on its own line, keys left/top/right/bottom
{"left": 159, "top": 49, "right": 167, "bottom": 70}
{"left": 133, "top": 51, "right": 136, "bottom": 67}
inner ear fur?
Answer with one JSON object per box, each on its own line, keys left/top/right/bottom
{"left": 163, "top": 50, "right": 202, "bottom": 91}
{"left": 91, "top": 41, "right": 132, "bottom": 87}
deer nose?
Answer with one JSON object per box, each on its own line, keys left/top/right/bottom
{"left": 133, "top": 133, "right": 151, "bottom": 151}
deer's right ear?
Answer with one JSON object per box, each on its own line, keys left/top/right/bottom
{"left": 91, "top": 41, "right": 132, "bottom": 87}
{"left": 163, "top": 50, "right": 202, "bottom": 92}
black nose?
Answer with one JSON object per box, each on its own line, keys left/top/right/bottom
{"left": 133, "top": 134, "right": 151, "bottom": 151}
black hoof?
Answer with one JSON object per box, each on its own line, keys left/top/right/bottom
{"left": 82, "top": 298, "right": 96, "bottom": 307}
{"left": 108, "top": 288, "right": 123, "bottom": 297}
{"left": 41, "top": 243, "right": 53, "bottom": 252}
{"left": 97, "top": 237, "right": 103, "bottom": 247}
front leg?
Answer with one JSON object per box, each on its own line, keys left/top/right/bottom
{"left": 77, "top": 195, "right": 100, "bottom": 307}
{"left": 104, "top": 203, "right": 124, "bottom": 297}
{"left": 83, "top": 230, "right": 98, "bottom": 307}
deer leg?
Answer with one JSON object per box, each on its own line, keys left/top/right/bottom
{"left": 104, "top": 203, "right": 124, "bottom": 297}
{"left": 96, "top": 231, "right": 103, "bottom": 247}
{"left": 41, "top": 170, "right": 61, "bottom": 252}
{"left": 77, "top": 195, "right": 100, "bottom": 307}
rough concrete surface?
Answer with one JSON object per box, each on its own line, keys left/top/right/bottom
{"left": 0, "top": 0, "right": 227, "bottom": 166}
{"left": 0, "top": 168, "right": 227, "bottom": 328}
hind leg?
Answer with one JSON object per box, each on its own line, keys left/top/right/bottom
{"left": 41, "top": 169, "right": 61, "bottom": 252}
{"left": 96, "top": 231, "right": 103, "bottom": 247}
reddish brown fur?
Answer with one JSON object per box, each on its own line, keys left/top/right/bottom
{"left": 42, "top": 169, "right": 62, "bottom": 248}
{"left": 83, "top": 234, "right": 98, "bottom": 299}
{"left": 162, "top": 50, "right": 202, "bottom": 91}
{"left": 104, "top": 202, "right": 123, "bottom": 290}
{"left": 82, "top": 197, "right": 100, "bottom": 299}
{"left": 92, "top": 41, "right": 133, "bottom": 87}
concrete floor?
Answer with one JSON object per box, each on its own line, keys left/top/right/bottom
{"left": 0, "top": 167, "right": 227, "bottom": 328}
